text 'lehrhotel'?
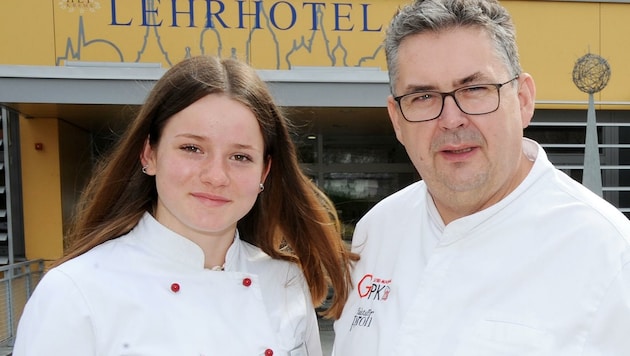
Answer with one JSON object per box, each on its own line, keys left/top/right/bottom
{"left": 108, "top": 0, "right": 384, "bottom": 32}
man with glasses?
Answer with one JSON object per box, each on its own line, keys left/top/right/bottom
{"left": 333, "top": 0, "right": 630, "bottom": 355}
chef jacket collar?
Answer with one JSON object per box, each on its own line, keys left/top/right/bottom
{"left": 133, "top": 212, "right": 239, "bottom": 270}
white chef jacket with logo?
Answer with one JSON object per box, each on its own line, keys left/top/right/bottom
{"left": 333, "top": 138, "right": 630, "bottom": 356}
{"left": 14, "top": 212, "right": 321, "bottom": 356}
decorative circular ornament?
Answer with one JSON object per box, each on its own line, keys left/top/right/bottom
{"left": 572, "top": 53, "right": 611, "bottom": 94}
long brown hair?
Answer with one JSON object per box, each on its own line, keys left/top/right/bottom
{"left": 59, "top": 55, "right": 357, "bottom": 319}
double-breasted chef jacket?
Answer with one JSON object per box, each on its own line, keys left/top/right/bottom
{"left": 14, "top": 212, "right": 321, "bottom": 356}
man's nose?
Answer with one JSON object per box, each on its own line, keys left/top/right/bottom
{"left": 438, "top": 95, "right": 468, "bottom": 129}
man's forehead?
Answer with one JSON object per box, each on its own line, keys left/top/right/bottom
{"left": 395, "top": 69, "right": 509, "bottom": 94}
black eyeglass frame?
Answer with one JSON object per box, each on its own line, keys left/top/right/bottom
{"left": 393, "top": 75, "right": 520, "bottom": 123}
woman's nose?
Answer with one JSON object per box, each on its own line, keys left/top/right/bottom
{"left": 200, "top": 158, "right": 230, "bottom": 186}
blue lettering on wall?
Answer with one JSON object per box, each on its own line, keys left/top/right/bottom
{"left": 362, "top": 4, "right": 381, "bottom": 32}
{"left": 237, "top": 0, "right": 262, "bottom": 29}
{"left": 333, "top": 3, "right": 353, "bottom": 31}
{"left": 110, "top": 0, "right": 132, "bottom": 25}
{"left": 109, "top": 0, "right": 385, "bottom": 32}
{"left": 303, "top": 2, "right": 325, "bottom": 31}
{"left": 270, "top": 1, "right": 296, "bottom": 30}
{"left": 141, "top": 0, "right": 162, "bottom": 27}
{"left": 205, "top": 0, "right": 229, "bottom": 29}
{"left": 171, "top": 0, "right": 195, "bottom": 28}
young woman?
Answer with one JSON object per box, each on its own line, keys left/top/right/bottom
{"left": 14, "top": 55, "right": 356, "bottom": 356}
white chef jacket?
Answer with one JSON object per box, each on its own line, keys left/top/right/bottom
{"left": 333, "top": 138, "right": 630, "bottom": 356}
{"left": 14, "top": 212, "right": 321, "bottom": 356}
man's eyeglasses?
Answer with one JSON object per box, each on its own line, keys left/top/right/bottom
{"left": 393, "top": 76, "right": 520, "bottom": 123}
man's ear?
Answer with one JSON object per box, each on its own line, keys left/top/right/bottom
{"left": 517, "top": 73, "right": 537, "bottom": 129}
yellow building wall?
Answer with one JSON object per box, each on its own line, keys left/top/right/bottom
{"left": 16, "top": 116, "right": 91, "bottom": 261}
{"left": 0, "top": 0, "right": 56, "bottom": 65}
{"left": 19, "top": 117, "right": 64, "bottom": 261}
{"left": 601, "top": 4, "right": 630, "bottom": 106}
{"left": 506, "top": 1, "right": 630, "bottom": 108}
{"left": 1, "top": 1, "right": 628, "bottom": 106}
{"left": 507, "top": 2, "right": 601, "bottom": 104}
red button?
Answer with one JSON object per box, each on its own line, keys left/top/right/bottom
{"left": 264, "top": 349, "right": 273, "bottom": 356}
{"left": 242, "top": 278, "right": 252, "bottom": 287}
{"left": 170, "top": 283, "right": 180, "bottom": 292}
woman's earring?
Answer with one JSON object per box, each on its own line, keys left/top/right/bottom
{"left": 259, "top": 183, "right": 265, "bottom": 192}
{"left": 142, "top": 165, "right": 148, "bottom": 174}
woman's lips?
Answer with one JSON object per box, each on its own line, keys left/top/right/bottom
{"left": 191, "top": 192, "right": 231, "bottom": 206}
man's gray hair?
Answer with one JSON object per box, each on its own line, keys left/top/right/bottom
{"left": 384, "top": 0, "right": 522, "bottom": 93}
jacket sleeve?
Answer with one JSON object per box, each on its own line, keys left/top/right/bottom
{"left": 12, "top": 268, "right": 97, "bottom": 356}
{"left": 581, "top": 261, "right": 630, "bottom": 356}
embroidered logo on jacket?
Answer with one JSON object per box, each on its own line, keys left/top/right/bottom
{"left": 347, "top": 274, "right": 391, "bottom": 331}
{"left": 357, "top": 274, "right": 391, "bottom": 301}
{"left": 350, "top": 307, "right": 374, "bottom": 331}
